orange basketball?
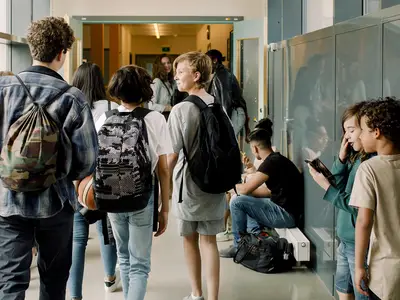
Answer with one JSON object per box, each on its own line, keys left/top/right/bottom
{"left": 77, "top": 175, "right": 96, "bottom": 210}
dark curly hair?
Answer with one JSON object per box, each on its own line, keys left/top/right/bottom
{"left": 27, "top": 17, "right": 75, "bottom": 63}
{"left": 360, "top": 97, "right": 400, "bottom": 149}
{"left": 108, "top": 65, "right": 153, "bottom": 104}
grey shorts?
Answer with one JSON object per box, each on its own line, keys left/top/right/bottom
{"left": 177, "top": 218, "right": 225, "bottom": 236}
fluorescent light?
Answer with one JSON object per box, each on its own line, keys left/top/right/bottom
{"left": 81, "top": 17, "right": 87, "bottom": 20}
{"left": 153, "top": 24, "right": 160, "bottom": 39}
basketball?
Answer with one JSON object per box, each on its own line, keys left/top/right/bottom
{"left": 78, "top": 175, "right": 96, "bottom": 210}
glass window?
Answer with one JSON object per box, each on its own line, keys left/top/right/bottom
{"left": 0, "top": 0, "right": 10, "bottom": 34}
{"left": 364, "top": 0, "right": 380, "bottom": 14}
{"left": 0, "top": 42, "right": 10, "bottom": 71}
{"left": 303, "top": 0, "right": 334, "bottom": 34}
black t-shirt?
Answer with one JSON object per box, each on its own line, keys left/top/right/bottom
{"left": 257, "top": 152, "right": 304, "bottom": 222}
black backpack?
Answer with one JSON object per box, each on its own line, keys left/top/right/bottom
{"left": 179, "top": 95, "right": 241, "bottom": 202}
{"left": 233, "top": 234, "right": 295, "bottom": 274}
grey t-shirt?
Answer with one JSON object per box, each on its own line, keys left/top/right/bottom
{"left": 168, "top": 95, "right": 226, "bottom": 222}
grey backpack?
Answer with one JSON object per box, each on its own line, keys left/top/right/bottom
{"left": 94, "top": 107, "right": 153, "bottom": 213}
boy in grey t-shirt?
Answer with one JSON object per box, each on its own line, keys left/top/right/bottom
{"left": 168, "top": 52, "right": 225, "bottom": 300}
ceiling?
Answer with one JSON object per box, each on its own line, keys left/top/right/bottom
{"left": 127, "top": 24, "right": 202, "bottom": 37}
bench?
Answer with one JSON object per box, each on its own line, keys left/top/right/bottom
{"left": 274, "top": 228, "right": 310, "bottom": 262}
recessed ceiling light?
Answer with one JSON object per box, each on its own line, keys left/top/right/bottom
{"left": 153, "top": 24, "right": 160, "bottom": 39}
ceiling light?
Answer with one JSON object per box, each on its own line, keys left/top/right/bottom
{"left": 153, "top": 24, "right": 160, "bottom": 39}
{"left": 81, "top": 17, "right": 87, "bottom": 20}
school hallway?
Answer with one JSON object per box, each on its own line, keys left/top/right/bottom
{"left": 27, "top": 213, "right": 333, "bottom": 300}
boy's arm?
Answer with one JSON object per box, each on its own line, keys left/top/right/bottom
{"left": 70, "top": 105, "right": 99, "bottom": 180}
{"left": 235, "top": 172, "right": 268, "bottom": 195}
{"left": 349, "top": 163, "right": 376, "bottom": 296}
{"left": 167, "top": 106, "right": 183, "bottom": 174}
{"left": 354, "top": 207, "right": 374, "bottom": 296}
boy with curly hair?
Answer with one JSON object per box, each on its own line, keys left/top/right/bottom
{"left": 350, "top": 98, "right": 400, "bottom": 300}
{"left": 0, "top": 17, "right": 98, "bottom": 300}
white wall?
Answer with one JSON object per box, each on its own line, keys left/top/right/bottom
{"left": 303, "top": 0, "right": 334, "bottom": 33}
{"left": 51, "top": 0, "right": 265, "bottom": 19}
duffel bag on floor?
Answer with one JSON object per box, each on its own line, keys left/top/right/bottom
{"left": 233, "top": 233, "right": 295, "bottom": 273}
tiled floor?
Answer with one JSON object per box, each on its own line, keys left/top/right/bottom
{"left": 26, "top": 214, "right": 334, "bottom": 300}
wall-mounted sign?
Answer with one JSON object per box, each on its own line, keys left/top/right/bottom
{"left": 162, "top": 47, "right": 170, "bottom": 52}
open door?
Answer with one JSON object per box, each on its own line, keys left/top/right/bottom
{"left": 62, "top": 15, "right": 83, "bottom": 84}
{"left": 233, "top": 19, "right": 266, "bottom": 156}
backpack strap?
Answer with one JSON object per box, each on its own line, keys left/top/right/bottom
{"left": 101, "top": 214, "right": 110, "bottom": 245}
{"left": 105, "top": 109, "right": 119, "bottom": 119}
{"left": 15, "top": 75, "right": 71, "bottom": 108}
{"left": 15, "top": 75, "right": 35, "bottom": 103}
{"left": 153, "top": 174, "right": 159, "bottom": 232}
{"left": 184, "top": 95, "right": 208, "bottom": 110}
{"left": 131, "top": 107, "right": 152, "bottom": 119}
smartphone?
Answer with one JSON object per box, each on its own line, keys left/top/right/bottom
{"left": 306, "top": 158, "right": 337, "bottom": 187}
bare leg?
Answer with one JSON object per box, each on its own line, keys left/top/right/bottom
{"left": 183, "top": 232, "right": 202, "bottom": 297}
{"left": 200, "top": 234, "right": 220, "bottom": 300}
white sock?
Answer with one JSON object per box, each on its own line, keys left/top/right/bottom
{"left": 191, "top": 293, "right": 203, "bottom": 300}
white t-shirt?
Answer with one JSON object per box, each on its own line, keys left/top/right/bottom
{"left": 92, "top": 100, "right": 119, "bottom": 123}
{"left": 95, "top": 105, "right": 173, "bottom": 173}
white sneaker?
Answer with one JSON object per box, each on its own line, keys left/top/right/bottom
{"left": 104, "top": 268, "right": 120, "bottom": 293}
{"left": 217, "top": 229, "right": 233, "bottom": 242}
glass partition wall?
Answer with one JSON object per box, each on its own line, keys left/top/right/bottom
{"left": 267, "top": 5, "right": 400, "bottom": 296}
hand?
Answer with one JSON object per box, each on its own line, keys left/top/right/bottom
{"left": 154, "top": 211, "right": 168, "bottom": 237}
{"left": 308, "top": 164, "right": 331, "bottom": 191}
{"left": 355, "top": 267, "right": 369, "bottom": 296}
{"left": 242, "top": 153, "right": 255, "bottom": 172}
{"left": 164, "top": 105, "right": 172, "bottom": 112}
{"left": 339, "top": 137, "right": 350, "bottom": 163}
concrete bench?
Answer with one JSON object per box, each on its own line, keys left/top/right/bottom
{"left": 275, "top": 228, "right": 310, "bottom": 262}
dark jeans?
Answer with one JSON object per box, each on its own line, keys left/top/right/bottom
{"left": 0, "top": 204, "right": 74, "bottom": 300}
{"left": 369, "top": 289, "right": 381, "bottom": 300}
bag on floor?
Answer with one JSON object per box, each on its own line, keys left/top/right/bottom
{"left": 179, "top": 95, "right": 241, "bottom": 202}
{"left": 94, "top": 107, "right": 153, "bottom": 213}
{"left": 233, "top": 234, "right": 295, "bottom": 274}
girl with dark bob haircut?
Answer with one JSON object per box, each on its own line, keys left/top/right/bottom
{"left": 108, "top": 65, "right": 153, "bottom": 104}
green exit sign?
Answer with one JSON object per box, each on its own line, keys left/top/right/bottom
{"left": 162, "top": 47, "right": 170, "bottom": 52}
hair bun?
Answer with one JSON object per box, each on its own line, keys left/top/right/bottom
{"left": 255, "top": 118, "right": 273, "bottom": 137}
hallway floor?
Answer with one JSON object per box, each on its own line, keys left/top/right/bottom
{"left": 26, "top": 215, "right": 334, "bottom": 300}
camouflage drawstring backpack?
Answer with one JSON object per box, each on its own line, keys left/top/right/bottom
{"left": 0, "top": 75, "right": 70, "bottom": 192}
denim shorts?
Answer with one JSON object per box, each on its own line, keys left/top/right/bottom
{"left": 335, "top": 242, "right": 369, "bottom": 299}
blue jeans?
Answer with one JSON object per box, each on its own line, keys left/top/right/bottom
{"left": 68, "top": 212, "right": 118, "bottom": 299}
{"left": 336, "top": 242, "right": 369, "bottom": 300}
{"left": 231, "top": 107, "right": 246, "bottom": 137}
{"left": 108, "top": 193, "right": 154, "bottom": 300}
{"left": 230, "top": 195, "right": 295, "bottom": 247}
